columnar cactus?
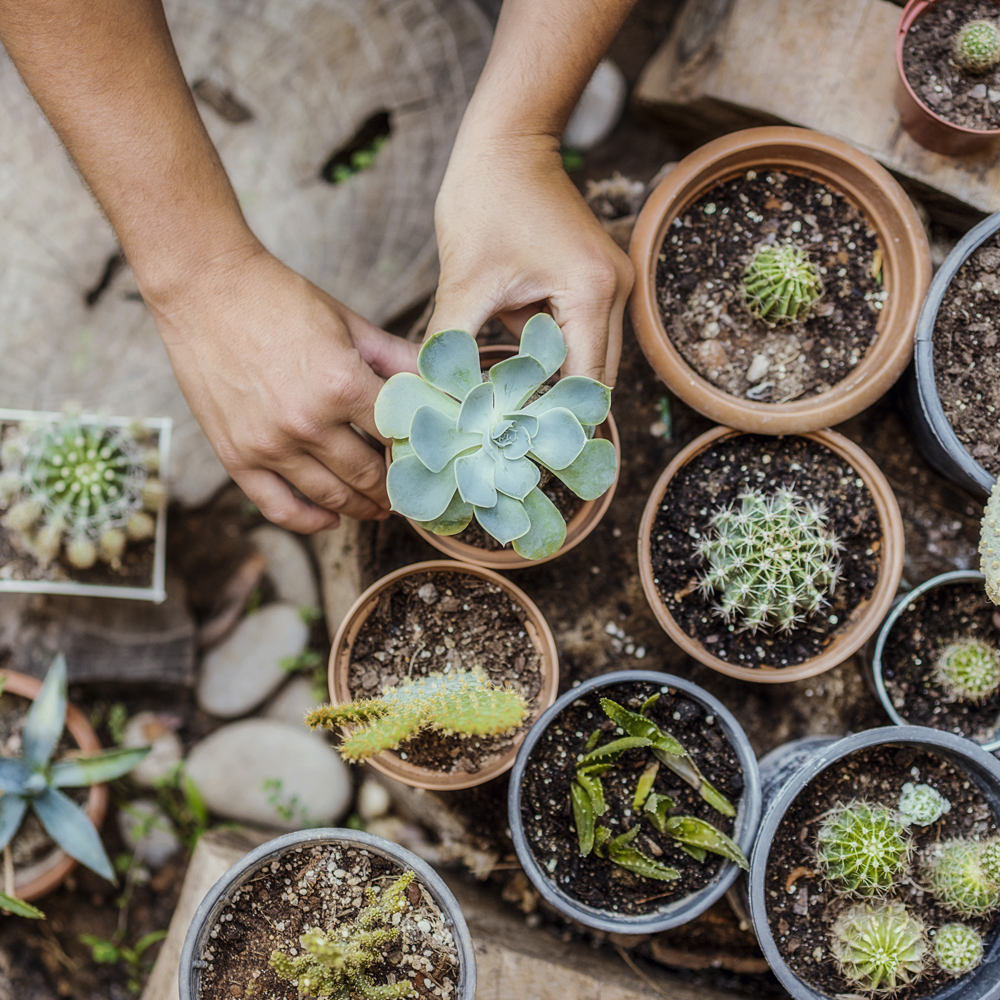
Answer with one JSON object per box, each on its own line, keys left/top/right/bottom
{"left": 922, "top": 838, "right": 1000, "bottom": 916}
{"left": 897, "top": 782, "right": 951, "bottom": 827}
{"left": 742, "top": 243, "right": 824, "bottom": 325}
{"left": 696, "top": 486, "right": 842, "bottom": 633}
{"left": 831, "top": 902, "right": 927, "bottom": 994}
{"left": 953, "top": 19, "right": 1000, "bottom": 73}
{"left": 816, "top": 801, "right": 910, "bottom": 895}
{"left": 933, "top": 923, "right": 984, "bottom": 977}
{"left": 934, "top": 639, "right": 1000, "bottom": 703}
{"left": 979, "top": 478, "right": 1000, "bottom": 604}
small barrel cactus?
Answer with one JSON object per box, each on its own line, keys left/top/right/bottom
{"left": 696, "top": 486, "right": 841, "bottom": 633}
{"left": 816, "top": 801, "right": 910, "bottom": 895}
{"left": 934, "top": 639, "right": 1000, "bottom": 703}
{"left": 922, "top": 838, "right": 1000, "bottom": 916}
{"left": 953, "top": 19, "right": 1000, "bottom": 73}
{"left": 831, "top": 901, "right": 927, "bottom": 994}
{"left": 933, "top": 922, "right": 984, "bottom": 977}
{"left": 742, "top": 242, "right": 824, "bottom": 325}
{"left": 979, "top": 478, "right": 1000, "bottom": 605}
{"left": 898, "top": 782, "right": 951, "bottom": 827}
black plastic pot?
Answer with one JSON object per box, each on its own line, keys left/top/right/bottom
{"left": 507, "top": 670, "right": 762, "bottom": 933}
{"left": 748, "top": 727, "right": 1000, "bottom": 1000}
{"left": 910, "top": 211, "right": 1000, "bottom": 501}
{"left": 178, "top": 828, "right": 476, "bottom": 1000}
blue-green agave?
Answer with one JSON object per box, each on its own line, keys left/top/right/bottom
{"left": 374, "top": 317, "right": 616, "bottom": 560}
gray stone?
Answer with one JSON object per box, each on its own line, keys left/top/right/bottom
{"left": 357, "top": 778, "right": 391, "bottom": 820}
{"left": 118, "top": 800, "right": 182, "bottom": 868}
{"left": 122, "top": 712, "right": 183, "bottom": 787}
{"left": 970, "top": 84, "right": 988, "bottom": 100}
{"left": 263, "top": 675, "right": 323, "bottom": 727}
{"left": 249, "top": 525, "right": 319, "bottom": 609}
{"left": 562, "top": 59, "right": 627, "bottom": 151}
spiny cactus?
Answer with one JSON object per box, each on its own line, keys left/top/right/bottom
{"left": 742, "top": 243, "right": 824, "bottom": 325}
{"left": 953, "top": 19, "right": 1000, "bottom": 73}
{"left": 374, "top": 316, "right": 616, "bottom": 560}
{"left": 934, "top": 639, "right": 1000, "bottom": 703}
{"left": 933, "top": 922, "right": 984, "bottom": 977}
{"left": 831, "top": 901, "right": 927, "bottom": 994}
{"left": 897, "top": 782, "right": 951, "bottom": 827}
{"left": 696, "top": 486, "right": 841, "bottom": 633}
{"left": 922, "top": 838, "right": 1000, "bottom": 916}
{"left": 306, "top": 668, "right": 529, "bottom": 763}
{"left": 979, "top": 479, "right": 1000, "bottom": 605}
{"left": 270, "top": 870, "right": 417, "bottom": 999}
{"left": 816, "top": 801, "right": 910, "bottom": 896}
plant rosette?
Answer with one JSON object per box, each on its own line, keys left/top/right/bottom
{"left": 325, "top": 561, "right": 558, "bottom": 791}
{"left": 750, "top": 727, "right": 1000, "bottom": 1000}
{"left": 508, "top": 671, "right": 761, "bottom": 934}
{"left": 628, "top": 127, "right": 930, "bottom": 435}
{"left": 179, "top": 828, "right": 476, "bottom": 1000}
{"left": 639, "top": 426, "right": 904, "bottom": 683}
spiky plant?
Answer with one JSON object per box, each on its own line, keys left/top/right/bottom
{"left": 934, "top": 639, "right": 1000, "bottom": 703}
{"left": 953, "top": 19, "right": 1000, "bottom": 73}
{"left": 270, "top": 870, "right": 417, "bottom": 999}
{"left": 922, "top": 838, "right": 1000, "bottom": 916}
{"left": 306, "top": 668, "right": 529, "bottom": 763}
{"left": 696, "top": 486, "right": 842, "bottom": 633}
{"left": 933, "top": 923, "right": 984, "bottom": 977}
{"left": 831, "top": 901, "right": 927, "bottom": 994}
{"left": 980, "top": 479, "right": 1000, "bottom": 605}
{"left": 374, "top": 316, "right": 616, "bottom": 560}
{"left": 897, "top": 782, "right": 951, "bottom": 827}
{"left": 816, "top": 801, "right": 910, "bottom": 896}
{"left": 742, "top": 243, "right": 824, "bottom": 325}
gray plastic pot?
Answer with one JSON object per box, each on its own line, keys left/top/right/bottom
{"left": 178, "top": 828, "right": 476, "bottom": 1000}
{"left": 910, "top": 211, "right": 1000, "bottom": 501}
{"left": 507, "top": 670, "right": 762, "bottom": 933}
{"left": 748, "top": 727, "right": 1000, "bottom": 1000}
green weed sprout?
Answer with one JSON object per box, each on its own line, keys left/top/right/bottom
{"left": 696, "top": 486, "right": 841, "bottom": 633}
{"left": 80, "top": 930, "right": 167, "bottom": 992}
{"left": 831, "top": 901, "right": 927, "bottom": 994}
{"left": 934, "top": 640, "right": 1000, "bottom": 702}
{"left": 742, "top": 243, "right": 824, "bottom": 325}
{"left": 375, "top": 316, "right": 616, "bottom": 559}
{"left": 923, "top": 838, "right": 1000, "bottom": 916}
{"left": 270, "top": 870, "right": 417, "bottom": 999}
{"left": 933, "top": 923, "right": 984, "bottom": 977}
{"left": 981, "top": 478, "right": 1000, "bottom": 605}
{"left": 816, "top": 801, "right": 910, "bottom": 895}
{"left": 953, "top": 20, "right": 1000, "bottom": 73}
{"left": 306, "top": 668, "right": 528, "bottom": 763}
{"left": 897, "top": 782, "right": 951, "bottom": 827}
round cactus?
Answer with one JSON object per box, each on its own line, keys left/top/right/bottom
{"left": 816, "top": 801, "right": 910, "bottom": 895}
{"left": 831, "top": 901, "right": 927, "bottom": 994}
{"left": 934, "top": 639, "right": 1000, "bottom": 703}
{"left": 923, "top": 839, "right": 1000, "bottom": 916}
{"left": 897, "top": 782, "right": 951, "bottom": 827}
{"left": 742, "top": 242, "right": 824, "bottom": 325}
{"left": 933, "top": 923, "right": 984, "bottom": 977}
{"left": 953, "top": 19, "right": 1000, "bottom": 73}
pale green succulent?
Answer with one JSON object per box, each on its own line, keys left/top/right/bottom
{"left": 981, "top": 479, "right": 1000, "bottom": 605}
{"left": 374, "top": 316, "right": 616, "bottom": 560}
{"left": 831, "top": 901, "right": 927, "bottom": 994}
{"left": 933, "top": 923, "right": 984, "bottom": 977}
{"left": 742, "top": 243, "right": 824, "bottom": 325}
{"left": 897, "top": 783, "right": 951, "bottom": 827}
{"left": 816, "top": 801, "right": 910, "bottom": 896}
{"left": 953, "top": 20, "right": 1000, "bottom": 73}
{"left": 934, "top": 640, "right": 1000, "bottom": 703}
{"left": 922, "top": 838, "right": 1000, "bottom": 916}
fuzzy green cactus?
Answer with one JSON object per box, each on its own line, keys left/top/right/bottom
{"left": 953, "top": 19, "right": 1000, "bottom": 73}
{"left": 374, "top": 316, "right": 616, "bottom": 560}
{"left": 270, "top": 870, "right": 417, "bottom": 999}
{"left": 306, "top": 668, "right": 529, "bottom": 763}
{"left": 831, "top": 901, "right": 927, "bottom": 994}
{"left": 922, "top": 838, "right": 1000, "bottom": 916}
{"left": 934, "top": 923, "right": 984, "bottom": 977}
{"left": 696, "top": 486, "right": 841, "bottom": 633}
{"left": 742, "top": 243, "right": 824, "bottom": 325}
{"left": 979, "top": 479, "right": 1000, "bottom": 605}
{"left": 816, "top": 801, "right": 910, "bottom": 895}
{"left": 934, "top": 639, "right": 1000, "bottom": 703}
{"left": 897, "top": 782, "right": 951, "bottom": 827}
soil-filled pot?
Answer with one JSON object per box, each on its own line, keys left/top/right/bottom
{"left": 639, "top": 426, "right": 904, "bottom": 682}
{"left": 328, "top": 560, "right": 559, "bottom": 790}
{"left": 628, "top": 127, "right": 931, "bottom": 435}
{"left": 750, "top": 727, "right": 1000, "bottom": 1000}
{"left": 0, "top": 668, "right": 107, "bottom": 901}
{"left": 179, "top": 828, "right": 476, "bottom": 1000}
{"left": 896, "top": 0, "right": 1000, "bottom": 156}
{"left": 392, "top": 344, "right": 620, "bottom": 570}
{"left": 508, "top": 670, "right": 761, "bottom": 933}
{"left": 910, "top": 211, "right": 1000, "bottom": 500}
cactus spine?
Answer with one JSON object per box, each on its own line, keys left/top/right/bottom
{"left": 742, "top": 243, "right": 824, "bottom": 325}
{"left": 831, "top": 902, "right": 927, "bottom": 994}
{"left": 934, "top": 639, "right": 1000, "bottom": 703}
{"left": 922, "top": 838, "right": 1000, "bottom": 917}
{"left": 953, "top": 20, "right": 1000, "bottom": 73}
{"left": 816, "top": 801, "right": 910, "bottom": 895}
{"left": 933, "top": 923, "right": 984, "bottom": 977}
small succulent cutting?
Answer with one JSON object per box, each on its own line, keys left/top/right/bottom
{"left": 742, "top": 243, "right": 824, "bottom": 325}
{"left": 934, "top": 922, "right": 984, "bottom": 977}
{"left": 816, "top": 801, "right": 910, "bottom": 896}
{"left": 375, "top": 316, "right": 616, "bottom": 560}
{"left": 953, "top": 19, "right": 1000, "bottom": 73}
{"left": 897, "top": 782, "right": 951, "bottom": 827}
{"left": 922, "top": 838, "right": 1000, "bottom": 916}
{"left": 934, "top": 639, "right": 1000, "bottom": 703}
{"left": 981, "top": 479, "right": 1000, "bottom": 605}
{"left": 831, "top": 901, "right": 927, "bottom": 994}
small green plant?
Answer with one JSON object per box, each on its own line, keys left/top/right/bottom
{"left": 79, "top": 930, "right": 167, "bottom": 993}
{"left": 306, "top": 668, "right": 529, "bottom": 763}
{"left": 280, "top": 648, "right": 327, "bottom": 702}
{"left": 933, "top": 922, "right": 984, "bottom": 977}
{"left": 742, "top": 243, "right": 824, "bottom": 325}
{"left": 330, "top": 134, "right": 388, "bottom": 184}
{"left": 263, "top": 777, "right": 318, "bottom": 828}
{"left": 375, "top": 316, "right": 616, "bottom": 559}
{"left": 270, "top": 870, "right": 417, "bottom": 999}
{"left": 816, "top": 801, "right": 910, "bottom": 896}
{"left": 831, "top": 901, "right": 927, "bottom": 994}
{"left": 696, "top": 486, "right": 841, "bottom": 633}
{"left": 149, "top": 762, "right": 209, "bottom": 852}
{"left": 934, "top": 640, "right": 1000, "bottom": 702}
{"left": 897, "top": 782, "right": 951, "bottom": 827}
{"left": 953, "top": 19, "right": 1000, "bottom": 73}
{"left": 981, "top": 478, "right": 1000, "bottom": 604}
{"left": 923, "top": 838, "right": 1000, "bottom": 916}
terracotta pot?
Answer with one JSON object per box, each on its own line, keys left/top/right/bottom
{"left": 391, "top": 344, "right": 621, "bottom": 570}
{"left": 328, "top": 560, "right": 559, "bottom": 790}
{"left": 0, "top": 669, "right": 108, "bottom": 901}
{"left": 628, "top": 127, "right": 931, "bottom": 434}
{"left": 896, "top": 0, "right": 1000, "bottom": 156}
{"left": 637, "top": 426, "right": 905, "bottom": 683}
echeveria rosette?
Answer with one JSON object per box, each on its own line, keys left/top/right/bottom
{"left": 375, "top": 315, "right": 616, "bottom": 560}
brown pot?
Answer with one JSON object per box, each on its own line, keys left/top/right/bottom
{"left": 637, "top": 426, "right": 904, "bottom": 683}
{"left": 628, "top": 127, "right": 931, "bottom": 435}
{"left": 0, "top": 669, "right": 108, "bottom": 901}
{"left": 390, "top": 344, "right": 621, "bottom": 570}
{"left": 328, "top": 560, "right": 559, "bottom": 790}
{"left": 896, "top": 0, "right": 1000, "bottom": 156}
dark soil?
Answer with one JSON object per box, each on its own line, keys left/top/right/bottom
{"left": 649, "top": 434, "right": 882, "bottom": 669}
{"left": 519, "top": 680, "right": 744, "bottom": 917}
{"left": 656, "top": 170, "right": 885, "bottom": 403}
{"left": 902, "top": 0, "right": 1000, "bottom": 131}
{"left": 933, "top": 232, "right": 1000, "bottom": 477}
{"left": 346, "top": 570, "right": 542, "bottom": 774}
{"left": 765, "top": 744, "right": 1000, "bottom": 1000}
{"left": 197, "top": 843, "right": 460, "bottom": 1000}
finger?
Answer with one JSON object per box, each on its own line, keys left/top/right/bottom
{"left": 281, "top": 454, "right": 389, "bottom": 522}
{"left": 549, "top": 295, "right": 613, "bottom": 385}
{"left": 604, "top": 294, "right": 627, "bottom": 389}
{"left": 496, "top": 303, "right": 546, "bottom": 340}
{"left": 234, "top": 468, "right": 340, "bottom": 534}
{"left": 424, "top": 284, "right": 494, "bottom": 344}
{"left": 307, "top": 424, "right": 390, "bottom": 511}
{"left": 348, "top": 316, "right": 421, "bottom": 378}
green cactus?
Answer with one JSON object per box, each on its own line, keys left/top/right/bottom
{"left": 934, "top": 639, "right": 1000, "bottom": 703}
{"left": 696, "top": 486, "right": 842, "bottom": 633}
{"left": 922, "top": 838, "right": 1000, "bottom": 916}
{"left": 816, "top": 801, "right": 910, "bottom": 896}
{"left": 306, "top": 668, "right": 529, "bottom": 763}
{"left": 742, "top": 243, "right": 824, "bottom": 325}
{"left": 980, "top": 479, "right": 1000, "bottom": 605}
{"left": 831, "top": 901, "right": 927, "bottom": 994}
{"left": 897, "top": 782, "right": 951, "bottom": 827}
{"left": 269, "top": 870, "right": 417, "bottom": 999}
{"left": 933, "top": 922, "right": 984, "bottom": 977}
{"left": 953, "top": 19, "right": 1000, "bottom": 73}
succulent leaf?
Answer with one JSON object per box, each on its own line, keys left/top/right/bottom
{"left": 523, "top": 376, "right": 611, "bottom": 425}
{"left": 494, "top": 454, "right": 541, "bottom": 501}
{"left": 898, "top": 782, "right": 951, "bottom": 827}
{"left": 418, "top": 329, "right": 481, "bottom": 401}
{"left": 414, "top": 492, "right": 474, "bottom": 536}
{"left": 474, "top": 492, "right": 531, "bottom": 544}
{"left": 633, "top": 761, "right": 660, "bottom": 810}
{"left": 32, "top": 786, "right": 115, "bottom": 882}
{"left": 374, "top": 372, "right": 460, "bottom": 439}
{"left": 386, "top": 454, "right": 458, "bottom": 522}
{"left": 488, "top": 355, "right": 548, "bottom": 414}
{"left": 578, "top": 736, "right": 653, "bottom": 766}
{"left": 643, "top": 791, "right": 676, "bottom": 832}
{"left": 49, "top": 746, "right": 152, "bottom": 787}
{"left": 519, "top": 313, "right": 568, "bottom": 378}
{"left": 572, "top": 780, "right": 596, "bottom": 855}
{"left": 606, "top": 828, "right": 681, "bottom": 882}
{"left": 455, "top": 449, "right": 498, "bottom": 508}
{"left": 408, "top": 405, "right": 480, "bottom": 474}
{"left": 600, "top": 699, "right": 685, "bottom": 756}
{"left": 662, "top": 815, "right": 749, "bottom": 870}
{"left": 22, "top": 652, "right": 68, "bottom": 768}
{"left": 528, "top": 408, "right": 587, "bottom": 470}
{"left": 546, "top": 437, "right": 617, "bottom": 501}
{"left": 457, "top": 382, "right": 494, "bottom": 435}
{"left": 0, "top": 795, "right": 28, "bottom": 851}
{"left": 511, "top": 487, "right": 566, "bottom": 560}
{"left": 831, "top": 901, "right": 927, "bottom": 994}
{"left": 0, "top": 757, "right": 30, "bottom": 793}
{"left": 0, "top": 891, "right": 44, "bottom": 919}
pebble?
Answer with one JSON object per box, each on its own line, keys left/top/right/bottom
{"left": 562, "top": 59, "right": 627, "bottom": 150}
{"left": 746, "top": 353, "right": 771, "bottom": 383}
{"left": 264, "top": 675, "right": 323, "bottom": 726}
{"left": 970, "top": 84, "right": 988, "bottom": 101}
{"left": 417, "top": 583, "right": 438, "bottom": 605}
{"left": 122, "top": 712, "right": 183, "bottom": 787}
{"left": 358, "top": 778, "right": 391, "bottom": 820}
{"left": 117, "top": 800, "right": 181, "bottom": 868}
{"left": 249, "top": 525, "right": 319, "bottom": 609}
{"left": 991, "top": 90, "right": 1000, "bottom": 103}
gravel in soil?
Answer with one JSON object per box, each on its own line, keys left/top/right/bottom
{"left": 765, "top": 744, "right": 1000, "bottom": 1000}
{"left": 902, "top": 0, "right": 1000, "bottom": 131}
{"left": 197, "top": 843, "right": 459, "bottom": 1000}
{"left": 649, "top": 434, "right": 881, "bottom": 669}
{"left": 346, "top": 570, "right": 542, "bottom": 774}
{"left": 519, "top": 680, "right": 744, "bottom": 917}
{"left": 656, "top": 170, "right": 886, "bottom": 403}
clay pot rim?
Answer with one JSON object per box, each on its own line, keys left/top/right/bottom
{"left": 0, "top": 668, "right": 107, "bottom": 901}
{"left": 628, "top": 126, "right": 931, "bottom": 434}
{"left": 637, "top": 426, "right": 905, "bottom": 684}
{"left": 328, "top": 559, "right": 560, "bottom": 791}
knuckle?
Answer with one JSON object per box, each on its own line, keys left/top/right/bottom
{"left": 586, "top": 260, "right": 620, "bottom": 301}
{"left": 351, "top": 458, "right": 385, "bottom": 495}
{"left": 248, "top": 432, "right": 290, "bottom": 463}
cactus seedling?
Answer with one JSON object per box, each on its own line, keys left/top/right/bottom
{"left": 981, "top": 478, "right": 1000, "bottom": 605}
{"left": 816, "top": 801, "right": 910, "bottom": 896}
{"left": 935, "top": 638, "right": 1000, "bottom": 703}
{"left": 934, "top": 922, "right": 984, "bottom": 977}
{"left": 922, "top": 838, "right": 1000, "bottom": 916}
{"left": 897, "top": 782, "right": 951, "bottom": 827}
{"left": 831, "top": 901, "right": 927, "bottom": 994}
{"left": 742, "top": 243, "right": 824, "bottom": 325}
{"left": 953, "top": 20, "right": 1000, "bottom": 73}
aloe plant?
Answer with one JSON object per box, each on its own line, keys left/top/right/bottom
{"left": 374, "top": 316, "right": 616, "bottom": 559}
